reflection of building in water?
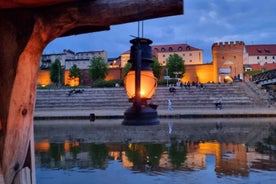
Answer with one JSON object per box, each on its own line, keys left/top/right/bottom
{"left": 35, "top": 140, "right": 272, "bottom": 175}
{"left": 247, "top": 149, "right": 275, "bottom": 171}
{"left": 186, "top": 142, "right": 206, "bottom": 169}
{"left": 35, "top": 139, "right": 50, "bottom": 152}
{"left": 106, "top": 143, "right": 123, "bottom": 160}
{"left": 122, "top": 152, "right": 134, "bottom": 168}
{"left": 159, "top": 141, "right": 249, "bottom": 175}
{"left": 157, "top": 142, "right": 206, "bottom": 170}
{"left": 215, "top": 143, "right": 248, "bottom": 176}
{"left": 191, "top": 142, "right": 248, "bottom": 176}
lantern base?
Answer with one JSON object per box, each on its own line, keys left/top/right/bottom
{"left": 122, "top": 105, "right": 160, "bottom": 126}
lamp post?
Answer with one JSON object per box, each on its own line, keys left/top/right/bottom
{"left": 122, "top": 38, "right": 159, "bottom": 126}
{"left": 173, "top": 71, "right": 182, "bottom": 79}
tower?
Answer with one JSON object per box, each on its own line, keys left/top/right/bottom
{"left": 212, "top": 41, "right": 245, "bottom": 83}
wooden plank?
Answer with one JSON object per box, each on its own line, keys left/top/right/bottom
{"left": 30, "top": 124, "right": 36, "bottom": 184}
{"left": 0, "top": 168, "right": 4, "bottom": 184}
{"left": 1, "top": 39, "right": 41, "bottom": 183}
{"left": 0, "top": 0, "right": 76, "bottom": 9}
{"left": 13, "top": 167, "right": 31, "bottom": 184}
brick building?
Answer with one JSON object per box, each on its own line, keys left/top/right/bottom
{"left": 38, "top": 49, "right": 107, "bottom": 86}
{"left": 212, "top": 41, "right": 245, "bottom": 83}
{"left": 37, "top": 42, "right": 276, "bottom": 87}
{"left": 120, "top": 43, "right": 203, "bottom": 68}
{"left": 244, "top": 44, "right": 276, "bottom": 71}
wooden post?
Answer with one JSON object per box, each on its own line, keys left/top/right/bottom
{"left": 0, "top": 1, "right": 183, "bottom": 183}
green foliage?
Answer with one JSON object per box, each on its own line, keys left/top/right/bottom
{"left": 50, "top": 59, "right": 64, "bottom": 86}
{"left": 123, "top": 59, "right": 161, "bottom": 79}
{"left": 123, "top": 62, "right": 132, "bottom": 77}
{"left": 245, "top": 70, "right": 266, "bottom": 75}
{"left": 70, "top": 145, "right": 81, "bottom": 160}
{"left": 89, "top": 144, "right": 108, "bottom": 169}
{"left": 166, "top": 53, "right": 185, "bottom": 78}
{"left": 92, "top": 79, "right": 123, "bottom": 88}
{"left": 168, "top": 141, "right": 187, "bottom": 169}
{"left": 124, "top": 144, "right": 141, "bottom": 165}
{"left": 158, "top": 79, "right": 180, "bottom": 86}
{"left": 151, "top": 58, "right": 162, "bottom": 79}
{"left": 88, "top": 56, "right": 108, "bottom": 81}
{"left": 69, "top": 64, "right": 81, "bottom": 79}
{"left": 144, "top": 143, "right": 163, "bottom": 166}
{"left": 49, "top": 143, "right": 65, "bottom": 166}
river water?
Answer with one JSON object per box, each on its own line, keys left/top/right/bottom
{"left": 34, "top": 118, "right": 276, "bottom": 184}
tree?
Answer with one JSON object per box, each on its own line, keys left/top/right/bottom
{"left": 166, "top": 54, "right": 185, "bottom": 78}
{"left": 151, "top": 58, "right": 162, "bottom": 79}
{"left": 69, "top": 64, "right": 81, "bottom": 79}
{"left": 88, "top": 56, "right": 108, "bottom": 81}
{"left": 124, "top": 59, "right": 161, "bottom": 80}
{"left": 50, "top": 59, "right": 64, "bottom": 86}
{"left": 123, "top": 62, "right": 132, "bottom": 77}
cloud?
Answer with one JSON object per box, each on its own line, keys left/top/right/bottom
{"left": 44, "top": 0, "right": 276, "bottom": 62}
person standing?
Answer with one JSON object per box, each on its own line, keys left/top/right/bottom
{"left": 168, "top": 99, "right": 173, "bottom": 111}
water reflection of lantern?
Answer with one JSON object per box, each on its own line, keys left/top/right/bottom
{"left": 122, "top": 38, "right": 159, "bottom": 125}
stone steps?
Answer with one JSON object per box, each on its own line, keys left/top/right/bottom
{"left": 35, "top": 83, "right": 268, "bottom": 110}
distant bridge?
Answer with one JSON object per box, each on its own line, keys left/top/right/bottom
{"left": 252, "top": 69, "right": 276, "bottom": 86}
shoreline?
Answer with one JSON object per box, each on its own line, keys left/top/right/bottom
{"left": 34, "top": 107, "right": 276, "bottom": 120}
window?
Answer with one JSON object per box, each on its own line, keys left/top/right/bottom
{"left": 273, "top": 56, "right": 275, "bottom": 59}
{"left": 178, "top": 47, "right": 183, "bottom": 51}
{"left": 161, "top": 48, "right": 165, "bottom": 52}
{"left": 154, "top": 48, "right": 158, "bottom": 52}
{"left": 264, "top": 49, "right": 270, "bottom": 53}
{"left": 163, "top": 54, "right": 166, "bottom": 57}
{"left": 222, "top": 56, "right": 224, "bottom": 59}
{"left": 257, "top": 56, "right": 259, "bottom": 60}
{"left": 234, "top": 56, "right": 236, "bottom": 59}
{"left": 186, "top": 46, "right": 190, "bottom": 50}
{"left": 190, "top": 60, "right": 192, "bottom": 62}
{"left": 265, "top": 56, "right": 267, "bottom": 59}
{"left": 182, "top": 53, "right": 185, "bottom": 56}
{"left": 169, "top": 47, "right": 173, "bottom": 52}
{"left": 189, "top": 53, "right": 192, "bottom": 56}
{"left": 162, "top": 61, "right": 166, "bottom": 65}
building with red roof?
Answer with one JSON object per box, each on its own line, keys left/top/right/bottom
{"left": 151, "top": 43, "right": 203, "bottom": 66}
{"left": 38, "top": 42, "right": 276, "bottom": 86}
{"left": 120, "top": 43, "right": 203, "bottom": 68}
{"left": 244, "top": 44, "right": 276, "bottom": 71}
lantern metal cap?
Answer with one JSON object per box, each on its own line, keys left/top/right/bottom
{"left": 130, "top": 37, "right": 152, "bottom": 44}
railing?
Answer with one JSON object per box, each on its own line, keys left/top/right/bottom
{"left": 252, "top": 69, "right": 276, "bottom": 85}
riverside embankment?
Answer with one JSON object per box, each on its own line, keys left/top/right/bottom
{"left": 34, "top": 107, "right": 276, "bottom": 120}
{"left": 34, "top": 83, "right": 276, "bottom": 120}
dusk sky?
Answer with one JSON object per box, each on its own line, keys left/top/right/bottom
{"left": 43, "top": 0, "right": 276, "bottom": 62}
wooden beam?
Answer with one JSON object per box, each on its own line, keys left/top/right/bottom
{"left": 13, "top": 167, "right": 31, "bottom": 184}
{"left": 0, "top": 1, "right": 183, "bottom": 183}
{"left": 36, "top": 0, "right": 183, "bottom": 40}
{"left": 0, "top": 0, "right": 78, "bottom": 9}
{"left": 0, "top": 168, "right": 4, "bottom": 184}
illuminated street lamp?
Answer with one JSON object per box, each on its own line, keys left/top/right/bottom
{"left": 122, "top": 38, "right": 159, "bottom": 126}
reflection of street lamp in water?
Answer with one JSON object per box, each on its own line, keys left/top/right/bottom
{"left": 58, "top": 62, "right": 60, "bottom": 87}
